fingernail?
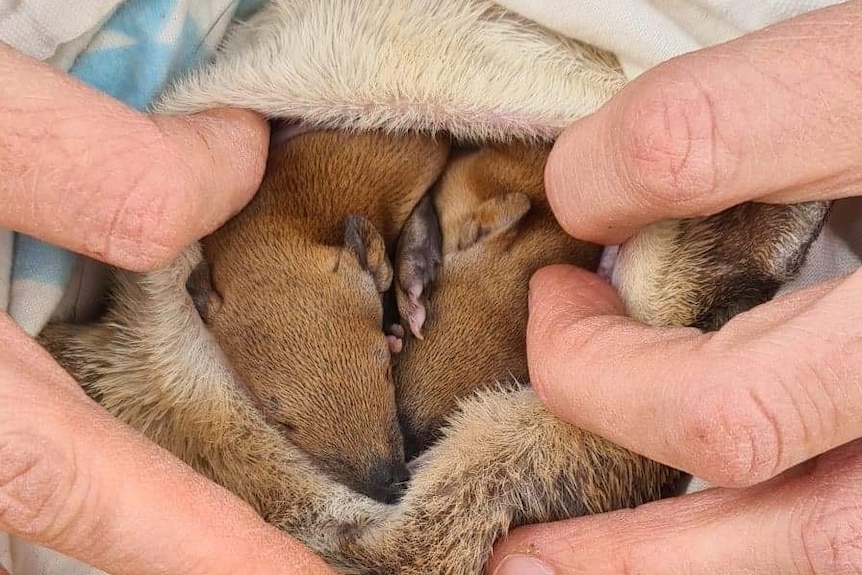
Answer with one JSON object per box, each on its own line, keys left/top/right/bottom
{"left": 494, "top": 554, "right": 555, "bottom": 575}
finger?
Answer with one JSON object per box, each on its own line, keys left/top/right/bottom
{"left": 489, "top": 438, "right": 862, "bottom": 575}
{"left": 0, "top": 43, "right": 269, "bottom": 271}
{"left": 0, "top": 315, "right": 334, "bottom": 575}
{"left": 527, "top": 264, "right": 862, "bottom": 487}
{"left": 545, "top": 2, "right": 862, "bottom": 245}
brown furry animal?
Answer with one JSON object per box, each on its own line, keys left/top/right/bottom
{"left": 39, "top": 125, "right": 830, "bottom": 573}
{"left": 192, "top": 130, "right": 450, "bottom": 503}
{"left": 393, "top": 143, "right": 603, "bottom": 454}
{"left": 46, "top": 129, "right": 451, "bottom": 505}
{"left": 38, "top": 133, "right": 677, "bottom": 575}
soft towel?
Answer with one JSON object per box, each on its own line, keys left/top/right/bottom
{"left": 495, "top": 0, "right": 843, "bottom": 78}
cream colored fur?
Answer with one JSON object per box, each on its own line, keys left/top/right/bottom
{"left": 154, "top": 0, "right": 623, "bottom": 142}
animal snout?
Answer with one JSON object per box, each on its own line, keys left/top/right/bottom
{"left": 363, "top": 459, "right": 410, "bottom": 504}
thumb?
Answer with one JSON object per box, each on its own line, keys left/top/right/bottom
{"left": 487, "top": 440, "right": 862, "bottom": 575}
{"left": 0, "top": 314, "right": 335, "bottom": 575}
{"left": 526, "top": 264, "right": 628, "bottom": 413}
{"left": 0, "top": 43, "right": 270, "bottom": 272}
{"left": 544, "top": 2, "right": 862, "bottom": 245}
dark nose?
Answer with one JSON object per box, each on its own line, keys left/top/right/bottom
{"left": 363, "top": 460, "right": 411, "bottom": 504}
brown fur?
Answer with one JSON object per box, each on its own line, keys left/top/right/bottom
{"left": 40, "top": 246, "right": 391, "bottom": 559}
{"left": 38, "top": 131, "right": 829, "bottom": 574}
{"left": 393, "top": 143, "right": 603, "bottom": 454}
{"left": 191, "top": 130, "right": 449, "bottom": 502}
{"left": 46, "top": 130, "right": 451, "bottom": 506}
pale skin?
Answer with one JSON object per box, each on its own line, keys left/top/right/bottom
{"left": 0, "top": 43, "right": 337, "bottom": 575}
{"left": 490, "top": 2, "right": 862, "bottom": 574}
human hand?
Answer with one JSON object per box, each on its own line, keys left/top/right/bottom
{"left": 490, "top": 2, "right": 862, "bottom": 574}
{"left": 0, "top": 43, "right": 336, "bottom": 575}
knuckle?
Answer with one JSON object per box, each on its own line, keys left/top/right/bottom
{"left": 796, "top": 492, "right": 862, "bottom": 574}
{"left": 0, "top": 422, "right": 86, "bottom": 544}
{"left": 84, "top": 123, "right": 195, "bottom": 271}
{"left": 618, "top": 66, "right": 731, "bottom": 212}
{"left": 680, "top": 370, "right": 784, "bottom": 486}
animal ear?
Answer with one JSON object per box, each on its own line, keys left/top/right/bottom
{"left": 186, "top": 259, "right": 222, "bottom": 324}
{"left": 457, "top": 192, "right": 531, "bottom": 251}
{"left": 394, "top": 194, "right": 442, "bottom": 339}
{"left": 342, "top": 214, "right": 393, "bottom": 293}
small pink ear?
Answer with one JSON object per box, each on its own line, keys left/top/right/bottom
{"left": 394, "top": 194, "right": 441, "bottom": 340}
{"left": 402, "top": 281, "right": 427, "bottom": 340}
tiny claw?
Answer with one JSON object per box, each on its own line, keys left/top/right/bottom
{"left": 388, "top": 323, "right": 405, "bottom": 339}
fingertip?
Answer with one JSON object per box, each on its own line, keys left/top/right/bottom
{"left": 486, "top": 525, "right": 543, "bottom": 574}
{"left": 488, "top": 515, "right": 620, "bottom": 575}
{"left": 187, "top": 107, "right": 271, "bottom": 209}
{"left": 112, "top": 108, "right": 270, "bottom": 270}
{"left": 545, "top": 124, "right": 591, "bottom": 238}
{"left": 526, "top": 265, "right": 626, "bottom": 417}
{"left": 528, "top": 264, "right": 624, "bottom": 321}
{"left": 154, "top": 107, "right": 269, "bottom": 219}
{"left": 491, "top": 555, "right": 556, "bottom": 575}
{"left": 545, "top": 114, "right": 636, "bottom": 245}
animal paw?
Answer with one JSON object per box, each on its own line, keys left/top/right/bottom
{"left": 385, "top": 323, "right": 404, "bottom": 354}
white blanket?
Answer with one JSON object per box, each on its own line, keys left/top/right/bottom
{"left": 496, "top": 0, "right": 842, "bottom": 78}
